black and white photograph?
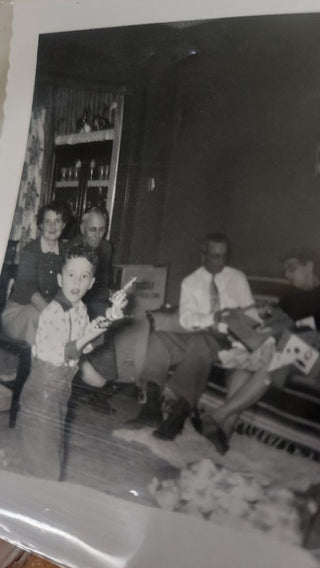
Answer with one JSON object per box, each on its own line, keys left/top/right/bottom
{"left": 0, "top": 2, "right": 320, "bottom": 567}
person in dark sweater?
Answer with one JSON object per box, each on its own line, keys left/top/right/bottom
{"left": 2, "top": 202, "right": 67, "bottom": 345}
{"left": 279, "top": 248, "right": 320, "bottom": 330}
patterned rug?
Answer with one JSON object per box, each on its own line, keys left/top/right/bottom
{"left": 113, "top": 421, "right": 320, "bottom": 552}
{"left": 113, "top": 420, "right": 320, "bottom": 492}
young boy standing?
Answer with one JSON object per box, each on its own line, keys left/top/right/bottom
{"left": 18, "top": 244, "right": 126, "bottom": 481}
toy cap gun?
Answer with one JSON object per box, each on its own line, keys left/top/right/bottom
{"left": 110, "top": 276, "right": 137, "bottom": 303}
{"left": 96, "top": 277, "right": 138, "bottom": 328}
{"left": 108, "top": 276, "right": 137, "bottom": 321}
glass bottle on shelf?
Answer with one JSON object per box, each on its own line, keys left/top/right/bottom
{"left": 98, "top": 165, "right": 105, "bottom": 179}
{"left": 67, "top": 166, "right": 73, "bottom": 181}
{"left": 74, "top": 160, "right": 81, "bottom": 181}
{"left": 89, "top": 159, "right": 96, "bottom": 180}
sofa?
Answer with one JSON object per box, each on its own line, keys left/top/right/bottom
{"left": 146, "top": 275, "right": 320, "bottom": 461}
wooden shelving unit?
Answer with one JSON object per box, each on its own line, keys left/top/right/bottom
{"left": 50, "top": 93, "right": 124, "bottom": 238}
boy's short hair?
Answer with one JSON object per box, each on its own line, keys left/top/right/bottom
{"left": 64, "top": 244, "right": 98, "bottom": 273}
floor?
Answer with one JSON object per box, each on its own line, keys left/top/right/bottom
{"left": 63, "top": 382, "right": 179, "bottom": 506}
{"left": 0, "top": 349, "right": 320, "bottom": 560}
{"left": 0, "top": 380, "right": 178, "bottom": 507}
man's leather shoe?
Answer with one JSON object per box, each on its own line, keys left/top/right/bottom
{"left": 202, "top": 415, "right": 229, "bottom": 455}
{"left": 127, "top": 405, "right": 163, "bottom": 428}
{"left": 153, "top": 397, "right": 190, "bottom": 440}
{"left": 205, "top": 429, "right": 229, "bottom": 455}
{"left": 127, "top": 381, "right": 163, "bottom": 428}
{"left": 190, "top": 407, "right": 203, "bottom": 435}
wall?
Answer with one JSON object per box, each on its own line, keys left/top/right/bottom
{"left": 125, "top": 15, "right": 320, "bottom": 303}
{"left": 11, "top": 18, "right": 320, "bottom": 305}
{"left": 31, "top": 25, "right": 179, "bottom": 264}
{"left": 122, "top": 65, "right": 177, "bottom": 264}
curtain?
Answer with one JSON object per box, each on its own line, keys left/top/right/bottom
{"left": 9, "top": 107, "right": 46, "bottom": 260}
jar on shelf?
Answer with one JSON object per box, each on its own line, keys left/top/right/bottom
{"left": 89, "top": 159, "right": 96, "bottom": 180}
{"left": 98, "top": 165, "right": 106, "bottom": 179}
{"left": 74, "top": 160, "right": 81, "bottom": 181}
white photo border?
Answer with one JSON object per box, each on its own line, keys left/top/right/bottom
{"left": 1, "top": 2, "right": 320, "bottom": 567}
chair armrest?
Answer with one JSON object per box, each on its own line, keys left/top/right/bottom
{"left": 147, "top": 308, "right": 185, "bottom": 333}
{"left": 6, "top": 278, "right": 14, "bottom": 301}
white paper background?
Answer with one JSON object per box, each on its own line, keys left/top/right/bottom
{"left": 1, "top": 1, "right": 320, "bottom": 567}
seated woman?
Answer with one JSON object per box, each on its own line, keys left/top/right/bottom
{"left": 2, "top": 202, "right": 67, "bottom": 345}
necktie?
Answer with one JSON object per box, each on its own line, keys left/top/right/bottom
{"left": 210, "top": 276, "right": 220, "bottom": 314}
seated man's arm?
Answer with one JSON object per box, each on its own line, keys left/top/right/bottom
{"left": 236, "top": 273, "right": 261, "bottom": 322}
{"left": 103, "top": 239, "right": 113, "bottom": 289}
{"left": 179, "top": 280, "right": 214, "bottom": 330}
{"left": 85, "top": 240, "right": 114, "bottom": 317}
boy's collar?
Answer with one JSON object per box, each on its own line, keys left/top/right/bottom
{"left": 54, "top": 289, "right": 74, "bottom": 312}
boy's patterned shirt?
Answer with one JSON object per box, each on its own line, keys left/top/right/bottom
{"left": 33, "top": 296, "right": 91, "bottom": 367}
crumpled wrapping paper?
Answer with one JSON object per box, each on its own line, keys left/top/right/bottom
{"left": 148, "top": 458, "right": 317, "bottom": 546}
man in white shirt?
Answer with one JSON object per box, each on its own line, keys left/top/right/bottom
{"left": 130, "top": 233, "right": 271, "bottom": 448}
{"left": 179, "top": 261, "right": 256, "bottom": 330}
